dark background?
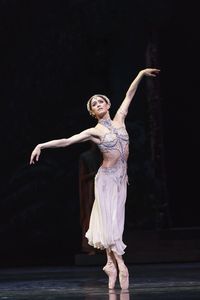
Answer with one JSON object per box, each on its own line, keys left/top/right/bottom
{"left": 0, "top": 0, "right": 199, "bottom": 267}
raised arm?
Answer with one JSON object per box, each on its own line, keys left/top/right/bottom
{"left": 115, "top": 68, "right": 160, "bottom": 122}
{"left": 30, "top": 128, "right": 98, "bottom": 164}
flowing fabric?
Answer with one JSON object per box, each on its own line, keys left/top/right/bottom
{"left": 85, "top": 119, "right": 129, "bottom": 255}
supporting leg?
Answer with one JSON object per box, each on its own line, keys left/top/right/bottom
{"left": 103, "top": 249, "right": 117, "bottom": 289}
{"left": 112, "top": 252, "right": 129, "bottom": 290}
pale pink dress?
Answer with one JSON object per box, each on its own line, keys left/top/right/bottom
{"left": 85, "top": 119, "right": 129, "bottom": 255}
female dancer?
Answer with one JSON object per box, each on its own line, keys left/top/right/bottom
{"left": 30, "top": 68, "right": 160, "bottom": 289}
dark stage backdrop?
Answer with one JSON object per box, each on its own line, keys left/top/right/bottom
{"left": 0, "top": 0, "right": 199, "bottom": 266}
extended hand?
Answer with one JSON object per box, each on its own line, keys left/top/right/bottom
{"left": 142, "top": 68, "right": 160, "bottom": 77}
{"left": 30, "top": 145, "right": 41, "bottom": 165}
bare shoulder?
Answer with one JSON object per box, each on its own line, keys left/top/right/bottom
{"left": 86, "top": 126, "right": 101, "bottom": 136}
{"left": 85, "top": 126, "right": 102, "bottom": 143}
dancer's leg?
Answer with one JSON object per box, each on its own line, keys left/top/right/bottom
{"left": 103, "top": 249, "right": 117, "bottom": 289}
{"left": 112, "top": 252, "right": 129, "bottom": 290}
{"left": 106, "top": 249, "right": 117, "bottom": 265}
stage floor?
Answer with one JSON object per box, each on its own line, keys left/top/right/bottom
{"left": 0, "top": 262, "right": 200, "bottom": 299}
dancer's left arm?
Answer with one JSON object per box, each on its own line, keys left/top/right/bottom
{"left": 114, "top": 68, "right": 160, "bottom": 122}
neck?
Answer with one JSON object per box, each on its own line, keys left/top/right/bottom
{"left": 98, "top": 116, "right": 112, "bottom": 128}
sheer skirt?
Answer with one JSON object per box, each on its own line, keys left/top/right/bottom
{"left": 85, "top": 159, "right": 128, "bottom": 255}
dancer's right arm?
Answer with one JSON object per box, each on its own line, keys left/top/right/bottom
{"left": 30, "top": 128, "right": 98, "bottom": 164}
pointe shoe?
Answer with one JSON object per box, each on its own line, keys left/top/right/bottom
{"left": 119, "top": 263, "right": 129, "bottom": 290}
{"left": 103, "top": 262, "right": 117, "bottom": 289}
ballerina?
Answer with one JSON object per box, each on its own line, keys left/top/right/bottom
{"left": 30, "top": 68, "right": 160, "bottom": 289}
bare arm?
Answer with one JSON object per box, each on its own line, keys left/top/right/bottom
{"left": 115, "top": 68, "right": 160, "bottom": 122}
{"left": 30, "top": 128, "right": 97, "bottom": 164}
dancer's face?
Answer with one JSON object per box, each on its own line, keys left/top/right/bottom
{"left": 90, "top": 96, "right": 110, "bottom": 118}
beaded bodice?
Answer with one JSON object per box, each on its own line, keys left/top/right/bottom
{"left": 98, "top": 118, "right": 129, "bottom": 162}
